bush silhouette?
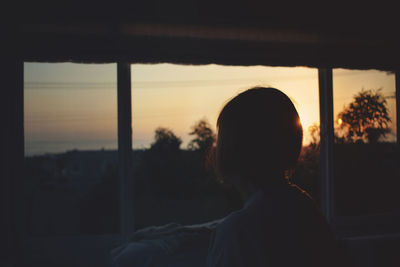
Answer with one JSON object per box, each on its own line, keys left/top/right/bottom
{"left": 150, "top": 127, "right": 182, "bottom": 152}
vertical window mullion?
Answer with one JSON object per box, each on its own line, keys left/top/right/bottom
{"left": 318, "top": 68, "right": 335, "bottom": 224}
{"left": 117, "top": 63, "right": 134, "bottom": 239}
{"left": 395, "top": 72, "right": 400, "bottom": 146}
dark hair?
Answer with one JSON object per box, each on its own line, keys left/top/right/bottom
{"left": 214, "top": 87, "right": 303, "bottom": 187}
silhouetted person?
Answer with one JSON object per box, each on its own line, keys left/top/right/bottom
{"left": 205, "top": 87, "right": 346, "bottom": 267}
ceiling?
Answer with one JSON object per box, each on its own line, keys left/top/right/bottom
{"left": 11, "top": 1, "right": 400, "bottom": 70}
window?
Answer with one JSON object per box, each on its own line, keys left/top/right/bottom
{"left": 332, "top": 69, "right": 399, "bottom": 218}
{"left": 20, "top": 62, "right": 399, "bottom": 266}
{"left": 23, "top": 63, "right": 119, "bottom": 237}
{"left": 130, "top": 64, "right": 321, "bottom": 229}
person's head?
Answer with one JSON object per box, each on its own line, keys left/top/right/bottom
{"left": 214, "top": 87, "right": 303, "bottom": 189}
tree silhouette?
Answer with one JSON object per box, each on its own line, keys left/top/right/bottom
{"left": 308, "top": 123, "right": 320, "bottom": 149}
{"left": 337, "top": 89, "right": 391, "bottom": 143}
{"left": 140, "top": 127, "right": 184, "bottom": 196}
{"left": 150, "top": 127, "right": 182, "bottom": 152}
{"left": 187, "top": 119, "right": 216, "bottom": 155}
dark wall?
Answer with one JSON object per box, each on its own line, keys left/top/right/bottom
{"left": 12, "top": 1, "right": 400, "bottom": 70}
{"left": 1, "top": 59, "right": 24, "bottom": 266}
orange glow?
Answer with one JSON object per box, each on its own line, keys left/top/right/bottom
{"left": 24, "top": 63, "right": 323, "bottom": 154}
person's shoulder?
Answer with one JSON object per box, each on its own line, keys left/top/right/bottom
{"left": 217, "top": 208, "right": 249, "bottom": 233}
{"left": 251, "top": 184, "right": 314, "bottom": 213}
{"left": 281, "top": 184, "right": 315, "bottom": 210}
{"left": 288, "top": 183, "right": 313, "bottom": 200}
{"left": 215, "top": 199, "right": 269, "bottom": 240}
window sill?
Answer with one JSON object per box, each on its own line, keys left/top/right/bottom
{"left": 333, "top": 211, "right": 400, "bottom": 239}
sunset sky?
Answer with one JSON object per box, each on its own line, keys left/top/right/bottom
{"left": 24, "top": 63, "right": 396, "bottom": 155}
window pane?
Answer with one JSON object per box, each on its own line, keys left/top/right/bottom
{"left": 131, "top": 64, "right": 320, "bottom": 229}
{"left": 24, "top": 63, "right": 118, "bottom": 236}
{"left": 333, "top": 69, "right": 398, "bottom": 216}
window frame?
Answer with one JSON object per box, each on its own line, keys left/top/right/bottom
{"left": 318, "top": 68, "right": 335, "bottom": 224}
{"left": 117, "top": 62, "right": 134, "bottom": 238}
{"left": 325, "top": 69, "right": 400, "bottom": 239}
{"left": 11, "top": 60, "right": 400, "bottom": 265}
{"left": 396, "top": 73, "right": 400, "bottom": 145}
{"left": 14, "top": 62, "right": 131, "bottom": 266}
